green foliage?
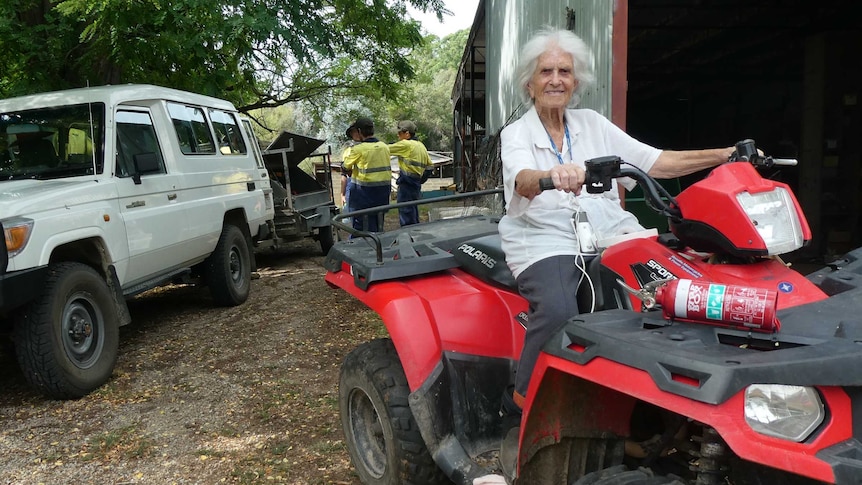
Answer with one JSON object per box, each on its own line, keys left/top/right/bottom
{"left": 264, "top": 29, "right": 470, "bottom": 153}
{"left": 385, "top": 30, "right": 470, "bottom": 150}
{"left": 0, "top": 0, "right": 449, "bottom": 111}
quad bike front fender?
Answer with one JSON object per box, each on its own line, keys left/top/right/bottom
{"left": 327, "top": 266, "right": 527, "bottom": 392}
{"left": 328, "top": 268, "right": 442, "bottom": 390}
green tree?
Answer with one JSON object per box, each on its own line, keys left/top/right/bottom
{"left": 252, "top": 29, "right": 470, "bottom": 153}
{"left": 0, "top": 0, "right": 448, "bottom": 112}
{"left": 383, "top": 30, "right": 468, "bottom": 150}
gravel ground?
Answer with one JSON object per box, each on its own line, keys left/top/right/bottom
{"left": 0, "top": 238, "right": 382, "bottom": 485}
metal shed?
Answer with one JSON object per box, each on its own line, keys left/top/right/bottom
{"left": 453, "top": 0, "right": 862, "bottom": 259}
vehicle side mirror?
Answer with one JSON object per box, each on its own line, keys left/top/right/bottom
{"left": 131, "top": 152, "right": 161, "bottom": 185}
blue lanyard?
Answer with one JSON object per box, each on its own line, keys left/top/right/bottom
{"left": 545, "top": 123, "right": 572, "bottom": 165}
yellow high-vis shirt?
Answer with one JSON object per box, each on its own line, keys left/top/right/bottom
{"left": 389, "top": 139, "right": 432, "bottom": 179}
{"left": 343, "top": 139, "right": 391, "bottom": 187}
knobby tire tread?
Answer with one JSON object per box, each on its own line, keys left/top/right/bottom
{"left": 13, "top": 262, "right": 119, "bottom": 399}
{"left": 340, "top": 338, "right": 447, "bottom": 485}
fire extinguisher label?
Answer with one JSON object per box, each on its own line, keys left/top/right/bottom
{"left": 706, "top": 284, "right": 727, "bottom": 320}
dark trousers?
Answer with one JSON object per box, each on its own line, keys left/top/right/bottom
{"left": 514, "top": 255, "right": 582, "bottom": 397}
{"left": 396, "top": 174, "right": 422, "bottom": 226}
{"left": 350, "top": 185, "right": 390, "bottom": 232}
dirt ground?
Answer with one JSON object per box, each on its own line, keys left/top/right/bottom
{"left": 0, "top": 238, "right": 381, "bottom": 484}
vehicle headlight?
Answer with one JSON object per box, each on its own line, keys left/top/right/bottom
{"left": 3, "top": 217, "right": 34, "bottom": 257}
{"left": 744, "top": 384, "right": 824, "bottom": 442}
{"left": 737, "top": 188, "right": 803, "bottom": 255}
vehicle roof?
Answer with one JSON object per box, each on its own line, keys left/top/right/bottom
{"left": 0, "top": 84, "right": 237, "bottom": 112}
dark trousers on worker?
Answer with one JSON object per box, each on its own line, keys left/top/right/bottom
{"left": 396, "top": 174, "right": 422, "bottom": 226}
{"left": 514, "top": 254, "right": 582, "bottom": 398}
{"left": 350, "top": 184, "right": 390, "bottom": 232}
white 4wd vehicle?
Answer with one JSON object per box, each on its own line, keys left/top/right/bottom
{"left": 0, "top": 85, "right": 275, "bottom": 399}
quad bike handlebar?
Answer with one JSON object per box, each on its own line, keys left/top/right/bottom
{"left": 729, "top": 138, "right": 797, "bottom": 167}
{"left": 538, "top": 139, "right": 796, "bottom": 222}
{"left": 539, "top": 155, "right": 683, "bottom": 220}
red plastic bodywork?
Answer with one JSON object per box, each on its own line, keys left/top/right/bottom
{"left": 602, "top": 237, "right": 828, "bottom": 311}
{"left": 523, "top": 351, "right": 850, "bottom": 483}
{"left": 673, "top": 162, "right": 812, "bottom": 251}
{"left": 326, "top": 263, "right": 528, "bottom": 391}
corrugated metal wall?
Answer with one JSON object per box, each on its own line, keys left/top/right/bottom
{"left": 485, "top": 0, "right": 615, "bottom": 133}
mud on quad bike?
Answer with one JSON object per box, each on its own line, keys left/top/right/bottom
{"left": 324, "top": 139, "right": 862, "bottom": 485}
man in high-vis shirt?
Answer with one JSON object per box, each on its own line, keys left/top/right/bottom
{"left": 340, "top": 125, "right": 363, "bottom": 211}
{"left": 389, "top": 120, "right": 433, "bottom": 226}
{"left": 342, "top": 117, "right": 391, "bottom": 232}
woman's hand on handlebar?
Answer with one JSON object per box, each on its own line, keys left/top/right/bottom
{"left": 516, "top": 165, "right": 585, "bottom": 199}
{"left": 548, "top": 164, "right": 585, "bottom": 195}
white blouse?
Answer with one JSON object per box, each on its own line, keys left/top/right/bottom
{"left": 499, "top": 107, "right": 662, "bottom": 278}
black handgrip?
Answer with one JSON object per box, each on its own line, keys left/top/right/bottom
{"left": 539, "top": 177, "right": 555, "bottom": 191}
{"left": 728, "top": 139, "right": 797, "bottom": 168}
{"left": 538, "top": 156, "right": 621, "bottom": 193}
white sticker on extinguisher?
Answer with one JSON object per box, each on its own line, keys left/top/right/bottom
{"left": 675, "top": 279, "right": 693, "bottom": 318}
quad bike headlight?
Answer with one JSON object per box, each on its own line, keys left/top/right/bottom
{"left": 736, "top": 188, "right": 804, "bottom": 255}
{"left": 3, "top": 217, "right": 34, "bottom": 258}
{"left": 744, "top": 384, "right": 824, "bottom": 442}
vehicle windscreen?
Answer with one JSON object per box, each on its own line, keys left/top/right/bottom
{"left": 0, "top": 103, "right": 105, "bottom": 180}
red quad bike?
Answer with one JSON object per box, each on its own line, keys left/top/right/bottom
{"left": 324, "top": 139, "right": 862, "bottom": 485}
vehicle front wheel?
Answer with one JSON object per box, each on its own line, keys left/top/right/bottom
{"left": 13, "top": 262, "right": 119, "bottom": 399}
{"left": 339, "top": 338, "right": 445, "bottom": 484}
{"left": 205, "top": 224, "right": 251, "bottom": 306}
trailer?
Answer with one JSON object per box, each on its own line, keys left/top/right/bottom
{"left": 261, "top": 131, "right": 339, "bottom": 254}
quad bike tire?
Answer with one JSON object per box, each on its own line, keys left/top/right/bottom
{"left": 205, "top": 224, "right": 251, "bottom": 306}
{"left": 571, "top": 465, "right": 687, "bottom": 485}
{"left": 339, "top": 338, "right": 447, "bottom": 485}
{"left": 13, "top": 262, "right": 119, "bottom": 399}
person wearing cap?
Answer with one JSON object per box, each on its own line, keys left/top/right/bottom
{"left": 340, "top": 126, "right": 363, "bottom": 211}
{"left": 342, "top": 117, "right": 391, "bottom": 232}
{"left": 388, "top": 120, "right": 433, "bottom": 226}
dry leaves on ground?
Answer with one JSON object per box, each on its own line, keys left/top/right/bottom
{"left": 0, "top": 239, "right": 383, "bottom": 485}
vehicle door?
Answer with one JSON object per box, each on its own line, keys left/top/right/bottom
{"left": 115, "top": 108, "right": 191, "bottom": 286}
{"left": 240, "top": 117, "right": 274, "bottom": 214}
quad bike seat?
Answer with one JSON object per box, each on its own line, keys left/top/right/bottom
{"left": 453, "top": 234, "right": 604, "bottom": 311}
{"left": 452, "top": 234, "right": 518, "bottom": 290}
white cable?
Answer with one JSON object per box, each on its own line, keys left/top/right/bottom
{"left": 573, "top": 210, "right": 597, "bottom": 313}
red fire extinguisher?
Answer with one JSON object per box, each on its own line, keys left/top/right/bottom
{"left": 653, "top": 279, "right": 780, "bottom": 333}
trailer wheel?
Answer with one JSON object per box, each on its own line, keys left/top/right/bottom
{"left": 318, "top": 224, "right": 337, "bottom": 255}
{"left": 339, "top": 338, "right": 445, "bottom": 485}
{"left": 571, "top": 465, "right": 687, "bottom": 485}
{"left": 206, "top": 224, "right": 251, "bottom": 306}
{"left": 13, "top": 262, "right": 119, "bottom": 399}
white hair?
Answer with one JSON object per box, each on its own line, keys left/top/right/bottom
{"left": 515, "top": 28, "right": 595, "bottom": 107}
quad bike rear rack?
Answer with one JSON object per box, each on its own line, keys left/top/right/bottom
{"left": 325, "top": 188, "right": 503, "bottom": 290}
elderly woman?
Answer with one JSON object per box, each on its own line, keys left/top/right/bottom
{"left": 499, "top": 29, "right": 734, "bottom": 423}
